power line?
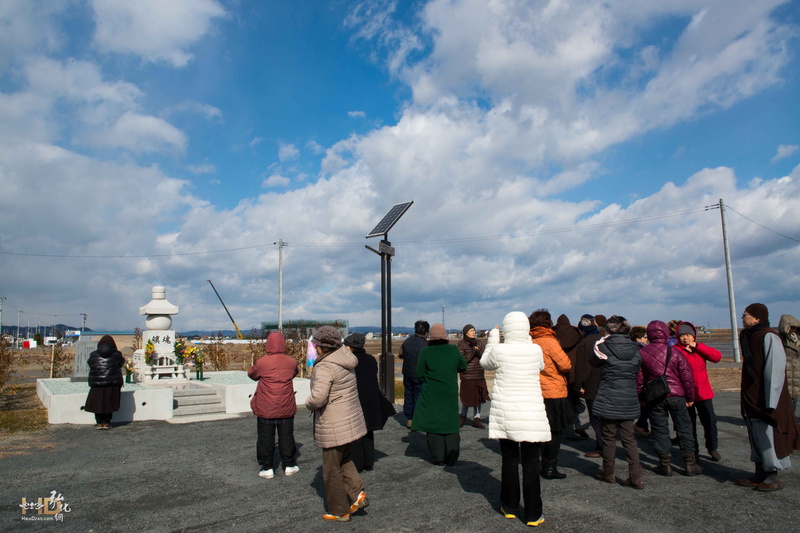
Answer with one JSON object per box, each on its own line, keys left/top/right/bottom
{"left": 725, "top": 205, "right": 800, "bottom": 243}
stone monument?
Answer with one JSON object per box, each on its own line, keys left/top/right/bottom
{"left": 134, "top": 286, "right": 186, "bottom": 381}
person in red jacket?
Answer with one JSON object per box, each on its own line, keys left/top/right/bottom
{"left": 248, "top": 331, "right": 300, "bottom": 479}
{"left": 673, "top": 321, "right": 723, "bottom": 461}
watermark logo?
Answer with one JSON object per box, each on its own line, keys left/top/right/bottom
{"left": 19, "top": 491, "right": 72, "bottom": 522}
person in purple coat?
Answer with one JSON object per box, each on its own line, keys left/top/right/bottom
{"left": 636, "top": 320, "right": 701, "bottom": 477}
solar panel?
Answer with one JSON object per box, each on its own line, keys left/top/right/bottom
{"left": 366, "top": 201, "right": 413, "bottom": 238}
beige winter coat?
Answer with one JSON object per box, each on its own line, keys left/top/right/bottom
{"left": 305, "top": 345, "right": 367, "bottom": 448}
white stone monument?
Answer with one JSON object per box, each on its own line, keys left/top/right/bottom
{"left": 135, "top": 286, "right": 187, "bottom": 381}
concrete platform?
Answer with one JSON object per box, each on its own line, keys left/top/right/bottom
{"left": 36, "top": 373, "right": 311, "bottom": 424}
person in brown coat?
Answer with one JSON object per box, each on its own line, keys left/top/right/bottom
{"left": 530, "top": 309, "right": 573, "bottom": 479}
{"left": 248, "top": 331, "right": 299, "bottom": 479}
{"left": 553, "top": 314, "right": 584, "bottom": 439}
{"left": 457, "top": 324, "right": 489, "bottom": 428}
{"left": 305, "top": 327, "right": 369, "bottom": 521}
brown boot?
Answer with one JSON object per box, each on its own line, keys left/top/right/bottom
{"left": 653, "top": 454, "right": 672, "bottom": 477}
{"left": 472, "top": 417, "right": 484, "bottom": 429}
{"left": 623, "top": 463, "right": 644, "bottom": 489}
{"left": 459, "top": 415, "right": 466, "bottom": 428}
{"left": 683, "top": 454, "right": 703, "bottom": 476}
{"left": 594, "top": 460, "right": 615, "bottom": 483}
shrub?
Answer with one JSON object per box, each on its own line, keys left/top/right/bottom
{"left": 205, "top": 332, "right": 229, "bottom": 371}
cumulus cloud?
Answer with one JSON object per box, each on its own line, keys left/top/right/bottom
{"left": 262, "top": 174, "right": 290, "bottom": 188}
{"left": 88, "top": 111, "right": 187, "bottom": 154}
{"left": 90, "top": 0, "right": 225, "bottom": 67}
{"left": 348, "top": 110, "right": 366, "bottom": 119}
{"left": 771, "top": 144, "right": 799, "bottom": 163}
{"left": 278, "top": 142, "right": 299, "bottom": 161}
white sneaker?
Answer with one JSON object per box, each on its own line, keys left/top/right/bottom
{"left": 284, "top": 465, "right": 300, "bottom": 476}
{"left": 258, "top": 469, "right": 274, "bottom": 479}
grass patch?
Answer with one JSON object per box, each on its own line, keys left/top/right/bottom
{"left": 0, "top": 384, "right": 49, "bottom": 434}
{"left": 394, "top": 380, "right": 404, "bottom": 401}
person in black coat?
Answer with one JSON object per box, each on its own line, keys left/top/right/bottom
{"left": 345, "top": 333, "right": 394, "bottom": 472}
{"left": 84, "top": 335, "right": 125, "bottom": 430}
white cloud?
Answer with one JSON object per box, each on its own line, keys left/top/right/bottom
{"left": 278, "top": 142, "right": 299, "bottom": 161}
{"left": 771, "top": 144, "right": 799, "bottom": 163}
{"left": 90, "top": 0, "right": 225, "bottom": 67}
{"left": 165, "top": 100, "right": 223, "bottom": 121}
{"left": 249, "top": 137, "right": 265, "bottom": 147}
{"left": 88, "top": 111, "right": 187, "bottom": 154}
{"left": 262, "top": 174, "right": 290, "bottom": 188}
{"left": 348, "top": 110, "right": 366, "bottom": 119}
{"left": 186, "top": 163, "right": 216, "bottom": 174}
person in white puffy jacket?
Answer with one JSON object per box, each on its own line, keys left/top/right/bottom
{"left": 481, "top": 312, "right": 552, "bottom": 527}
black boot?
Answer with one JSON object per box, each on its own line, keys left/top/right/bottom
{"left": 653, "top": 454, "right": 672, "bottom": 477}
{"left": 541, "top": 460, "right": 566, "bottom": 480}
{"left": 683, "top": 454, "right": 702, "bottom": 476}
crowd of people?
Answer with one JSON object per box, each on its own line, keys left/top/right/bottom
{"left": 236, "top": 303, "right": 800, "bottom": 525}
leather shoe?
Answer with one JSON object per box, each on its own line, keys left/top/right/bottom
{"left": 584, "top": 451, "right": 601, "bottom": 458}
{"left": 754, "top": 480, "right": 783, "bottom": 492}
{"left": 472, "top": 417, "right": 484, "bottom": 429}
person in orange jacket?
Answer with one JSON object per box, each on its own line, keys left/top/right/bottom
{"left": 529, "top": 309, "right": 573, "bottom": 479}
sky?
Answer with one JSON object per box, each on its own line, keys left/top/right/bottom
{"left": 1, "top": 0, "right": 799, "bottom": 335}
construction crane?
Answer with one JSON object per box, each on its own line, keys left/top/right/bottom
{"left": 207, "top": 280, "right": 244, "bottom": 339}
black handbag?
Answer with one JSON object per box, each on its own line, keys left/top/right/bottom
{"left": 643, "top": 345, "right": 672, "bottom": 405}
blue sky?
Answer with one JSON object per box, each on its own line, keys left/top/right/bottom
{"left": 1, "top": 0, "right": 799, "bottom": 334}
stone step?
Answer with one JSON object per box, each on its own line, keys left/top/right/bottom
{"left": 174, "top": 395, "right": 223, "bottom": 407}
{"left": 172, "top": 403, "right": 227, "bottom": 416}
{"left": 173, "top": 388, "right": 217, "bottom": 398}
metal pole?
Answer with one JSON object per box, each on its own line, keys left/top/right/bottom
{"left": 380, "top": 249, "right": 387, "bottom": 394}
{"left": 719, "top": 198, "right": 740, "bottom": 362}
{"left": 384, "top": 240, "right": 394, "bottom": 402}
{"left": 278, "top": 238, "right": 284, "bottom": 331}
{"left": 17, "top": 310, "right": 21, "bottom": 348}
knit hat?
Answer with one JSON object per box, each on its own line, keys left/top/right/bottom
{"left": 462, "top": 324, "right": 475, "bottom": 336}
{"left": 429, "top": 323, "right": 447, "bottom": 341}
{"left": 313, "top": 326, "right": 342, "bottom": 352}
{"left": 745, "top": 303, "right": 769, "bottom": 322}
{"left": 594, "top": 314, "right": 607, "bottom": 327}
{"left": 676, "top": 323, "right": 695, "bottom": 338}
{"left": 344, "top": 332, "right": 366, "bottom": 348}
{"left": 604, "top": 315, "right": 631, "bottom": 335}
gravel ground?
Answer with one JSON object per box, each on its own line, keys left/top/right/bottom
{"left": 1, "top": 391, "right": 798, "bottom": 532}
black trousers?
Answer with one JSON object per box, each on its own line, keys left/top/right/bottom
{"left": 351, "top": 431, "right": 375, "bottom": 472}
{"left": 688, "top": 398, "right": 719, "bottom": 453}
{"left": 256, "top": 417, "right": 297, "bottom": 469}
{"left": 426, "top": 433, "right": 460, "bottom": 465}
{"left": 649, "top": 396, "right": 694, "bottom": 456}
{"left": 94, "top": 413, "right": 112, "bottom": 424}
{"left": 500, "top": 439, "right": 542, "bottom": 520}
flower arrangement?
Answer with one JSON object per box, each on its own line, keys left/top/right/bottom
{"left": 185, "top": 345, "right": 202, "bottom": 366}
{"left": 173, "top": 338, "right": 186, "bottom": 364}
{"left": 144, "top": 340, "right": 158, "bottom": 366}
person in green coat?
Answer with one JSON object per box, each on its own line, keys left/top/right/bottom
{"left": 411, "top": 323, "right": 467, "bottom": 465}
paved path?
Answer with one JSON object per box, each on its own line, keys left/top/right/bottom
{"left": 1, "top": 391, "right": 798, "bottom": 532}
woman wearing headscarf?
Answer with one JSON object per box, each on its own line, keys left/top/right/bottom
{"left": 84, "top": 335, "right": 125, "bottom": 430}
{"left": 481, "top": 312, "right": 550, "bottom": 527}
{"left": 529, "top": 309, "right": 572, "bottom": 479}
{"left": 457, "top": 324, "right": 489, "bottom": 428}
{"left": 305, "top": 326, "right": 368, "bottom": 522}
{"left": 412, "top": 323, "right": 467, "bottom": 465}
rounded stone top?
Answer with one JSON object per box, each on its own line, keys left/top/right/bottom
{"left": 139, "top": 286, "right": 179, "bottom": 316}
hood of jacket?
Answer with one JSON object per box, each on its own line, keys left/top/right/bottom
{"left": 530, "top": 326, "right": 556, "bottom": 340}
{"left": 554, "top": 314, "right": 581, "bottom": 350}
{"left": 503, "top": 312, "right": 532, "bottom": 343}
{"left": 315, "top": 345, "right": 357, "bottom": 371}
{"left": 646, "top": 320, "right": 670, "bottom": 345}
{"left": 675, "top": 321, "right": 697, "bottom": 343}
{"left": 265, "top": 331, "right": 286, "bottom": 355}
{"left": 779, "top": 314, "right": 800, "bottom": 347}
{"left": 601, "top": 334, "right": 640, "bottom": 361}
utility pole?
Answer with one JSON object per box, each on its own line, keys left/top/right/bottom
{"left": 442, "top": 305, "right": 446, "bottom": 334}
{"left": 0, "top": 296, "right": 4, "bottom": 337}
{"left": 711, "top": 199, "right": 740, "bottom": 362}
{"left": 277, "top": 238, "right": 284, "bottom": 331}
{"left": 17, "top": 309, "right": 22, "bottom": 348}
{"left": 81, "top": 313, "right": 87, "bottom": 332}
